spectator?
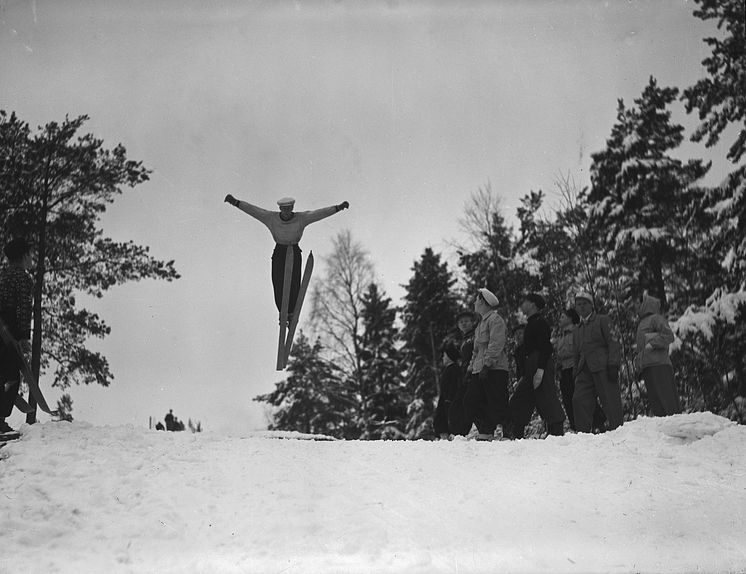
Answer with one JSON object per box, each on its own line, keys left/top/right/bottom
{"left": 456, "top": 310, "right": 478, "bottom": 374}
{"left": 464, "top": 288, "right": 512, "bottom": 441}
{"left": 447, "top": 311, "right": 479, "bottom": 437}
{"left": 635, "top": 293, "right": 681, "bottom": 416}
{"left": 0, "top": 238, "right": 33, "bottom": 434}
{"left": 572, "top": 292, "right": 623, "bottom": 432}
{"left": 512, "top": 323, "right": 527, "bottom": 383}
{"left": 165, "top": 409, "right": 175, "bottom": 431}
{"left": 509, "top": 293, "right": 565, "bottom": 439}
{"left": 433, "top": 341, "right": 463, "bottom": 439}
{"left": 555, "top": 308, "right": 580, "bottom": 431}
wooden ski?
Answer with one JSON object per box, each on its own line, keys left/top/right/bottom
{"left": 0, "top": 317, "right": 57, "bottom": 416}
{"left": 281, "top": 251, "right": 314, "bottom": 369}
{"left": 276, "top": 246, "right": 295, "bottom": 371}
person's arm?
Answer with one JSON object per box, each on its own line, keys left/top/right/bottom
{"left": 224, "top": 194, "right": 274, "bottom": 225}
{"left": 300, "top": 201, "right": 350, "bottom": 226}
{"left": 646, "top": 316, "right": 674, "bottom": 350}
{"left": 600, "top": 315, "right": 621, "bottom": 367}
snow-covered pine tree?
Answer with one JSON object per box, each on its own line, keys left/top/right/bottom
{"left": 358, "top": 283, "right": 407, "bottom": 439}
{"left": 253, "top": 333, "right": 354, "bottom": 438}
{"left": 676, "top": 0, "right": 746, "bottom": 419}
{"left": 400, "top": 248, "right": 460, "bottom": 439}
{"left": 589, "top": 77, "right": 710, "bottom": 305}
{"left": 682, "top": 0, "right": 746, "bottom": 164}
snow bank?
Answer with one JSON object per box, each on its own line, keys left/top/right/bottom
{"left": 1, "top": 413, "right": 745, "bottom": 574}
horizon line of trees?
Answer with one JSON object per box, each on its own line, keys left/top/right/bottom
{"left": 255, "top": 0, "right": 745, "bottom": 439}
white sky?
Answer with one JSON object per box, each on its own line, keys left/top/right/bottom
{"left": 0, "top": 0, "right": 733, "bottom": 434}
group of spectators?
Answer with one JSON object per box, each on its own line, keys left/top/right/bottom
{"left": 433, "top": 288, "right": 681, "bottom": 441}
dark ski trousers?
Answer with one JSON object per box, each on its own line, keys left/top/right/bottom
{"left": 642, "top": 364, "right": 681, "bottom": 416}
{"left": 272, "top": 244, "right": 302, "bottom": 315}
{"left": 560, "top": 367, "right": 607, "bottom": 432}
{"left": 434, "top": 377, "right": 459, "bottom": 436}
{"left": 559, "top": 367, "right": 576, "bottom": 430}
{"left": 0, "top": 343, "right": 21, "bottom": 418}
{"left": 573, "top": 366, "right": 623, "bottom": 433}
{"left": 463, "top": 369, "right": 511, "bottom": 435}
{"left": 510, "top": 361, "right": 565, "bottom": 437}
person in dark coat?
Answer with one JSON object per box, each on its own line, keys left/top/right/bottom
{"left": 447, "top": 311, "right": 479, "bottom": 437}
{"left": 0, "top": 238, "right": 34, "bottom": 434}
{"left": 456, "top": 310, "right": 477, "bottom": 375}
{"left": 433, "top": 342, "right": 463, "bottom": 439}
{"left": 165, "top": 409, "right": 175, "bottom": 431}
{"left": 509, "top": 293, "right": 566, "bottom": 438}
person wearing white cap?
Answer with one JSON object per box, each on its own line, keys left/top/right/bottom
{"left": 572, "top": 291, "right": 623, "bottom": 432}
{"left": 224, "top": 194, "right": 349, "bottom": 320}
{"left": 464, "top": 288, "right": 512, "bottom": 441}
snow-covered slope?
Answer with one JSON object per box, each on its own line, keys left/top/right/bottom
{"left": 1, "top": 412, "right": 745, "bottom": 574}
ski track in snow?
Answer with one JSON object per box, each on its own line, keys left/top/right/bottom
{"left": 1, "top": 412, "right": 745, "bottom": 574}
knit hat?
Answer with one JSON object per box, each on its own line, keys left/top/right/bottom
{"left": 3, "top": 238, "right": 30, "bottom": 262}
{"left": 441, "top": 341, "right": 461, "bottom": 363}
{"left": 524, "top": 292, "right": 546, "bottom": 310}
{"left": 574, "top": 291, "right": 594, "bottom": 304}
{"left": 277, "top": 197, "right": 295, "bottom": 208}
{"left": 478, "top": 288, "right": 499, "bottom": 307}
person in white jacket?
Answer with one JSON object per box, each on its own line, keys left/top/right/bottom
{"left": 464, "top": 288, "right": 512, "bottom": 441}
{"left": 224, "top": 194, "right": 348, "bottom": 322}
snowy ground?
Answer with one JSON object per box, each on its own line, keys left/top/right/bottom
{"left": 1, "top": 412, "right": 745, "bottom": 574}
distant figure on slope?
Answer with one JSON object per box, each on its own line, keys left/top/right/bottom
{"left": 165, "top": 409, "right": 175, "bottom": 431}
{"left": 0, "top": 238, "right": 33, "bottom": 435}
{"left": 224, "top": 195, "right": 349, "bottom": 322}
{"left": 635, "top": 293, "right": 681, "bottom": 416}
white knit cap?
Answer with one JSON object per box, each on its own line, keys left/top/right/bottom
{"left": 277, "top": 197, "right": 295, "bottom": 207}
{"left": 478, "top": 288, "right": 499, "bottom": 307}
{"left": 574, "top": 291, "right": 594, "bottom": 304}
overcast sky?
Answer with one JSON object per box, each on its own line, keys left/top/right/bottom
{"left": 0, "top": 0, "right": 731, "bottom": 434}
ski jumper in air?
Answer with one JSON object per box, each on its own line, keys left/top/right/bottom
{"left": 224, "top": 194, "right": 349, "bottom": 369}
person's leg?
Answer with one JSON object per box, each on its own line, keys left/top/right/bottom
{"left": 534, "top": 362, "right": 565, "bottom": 432}
{"left": 644, "top": 364, "right": 681, "bottom": 416}
{"left": 463, "top": 375, "right": 490, "bottom": 434}
{"left": 484, "top": 369, "right": 511, "bottom": 437}
{"left": 572, "top": 368, "right": 596, "bottom": 433}
{"left": 508, "top": 378, "right": 534, "bottom": 439}
{"left": 271, "top": 244, "right": 288, "bottom": 313}
{"left": 559, "top": 367, "right": 576, "bottom": 431}
{"left": 594, "top": 369, "right": 623, "bottom": 430}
